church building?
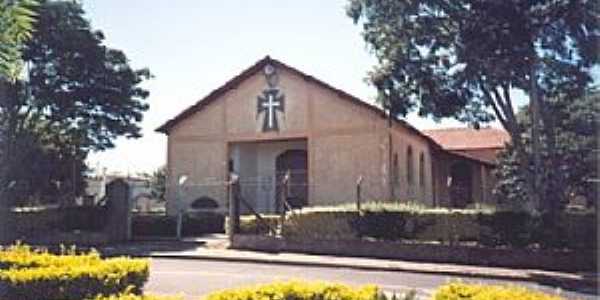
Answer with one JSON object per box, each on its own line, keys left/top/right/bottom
{"left": 156, "top": 56, "right": 509, "bottom": 215}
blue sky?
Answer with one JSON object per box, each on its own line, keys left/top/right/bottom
{"left": 82, "top": 0, "right": 509, "bottom": 174}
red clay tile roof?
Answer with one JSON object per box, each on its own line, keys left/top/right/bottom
{"left": 448, "top": 150, "right": 500, "bottom": 166}
{"left": 423, "top": 127, "right": 510, "bottom": 150}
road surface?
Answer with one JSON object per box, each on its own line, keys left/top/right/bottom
{"left": 145, "top": 258, "right": 597, "bottom": 299}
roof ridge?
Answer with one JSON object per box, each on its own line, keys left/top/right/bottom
{"left": 155, "top": 55, "right": 442, "bottom": 150}
{"left": 423, "top": 127, "right": 506, "bottom": 132}
{"left": 156, "top": 55, "right": 273, "bottom": 133}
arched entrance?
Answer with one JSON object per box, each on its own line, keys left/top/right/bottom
{"left": 275, "top": 149, "right": 308, "bottom": 210}
{"left": 449, "top": 161, "right": 473, "bottom": 208}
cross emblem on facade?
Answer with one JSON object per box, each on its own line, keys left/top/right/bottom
{"left": 257, "top": 88, "right": 285, "bottom": 131}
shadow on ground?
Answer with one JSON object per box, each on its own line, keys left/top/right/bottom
{"left": 98, "top": 234, "right": 228, "bottom": 257}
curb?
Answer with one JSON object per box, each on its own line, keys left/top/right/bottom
{"left": 114, "top": 251, "right": 598, "bottom": 288}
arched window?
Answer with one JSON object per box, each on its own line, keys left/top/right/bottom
{"left": 419, "top": 152, "right": 425, "bottom": 188}
{"left": 392, "top": 153, "right": 399, "bottom": 185}
{"left": 406, "top": 146, "right": 414, "bottom": 185}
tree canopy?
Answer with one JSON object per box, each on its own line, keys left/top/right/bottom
{"left": 1, "top": 0, "right": 151, "bottom": 204}
{"left": 347, "top": 0, "right": 599, "bottom": 212}
{"left": 495, "top": 91, "right": 599, "bottom": 209}
{"left": 22, "top": 0, "right": 151, "bottom": 152}
{"left": 347, "top": 0, "right": 598, "bottom": 125}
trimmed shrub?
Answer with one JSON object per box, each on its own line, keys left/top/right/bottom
{"left": 433, "top": 282, "right": 564, "bottom": 300}
{"left": 132, "top": 212, "right": 225, "bottom": 236}
{"left": 93, "top": 292, "right": 182, "bottom": 300}
{"left": 0, "top": 244, "right": 149, "bottom": 300}
{"left": 60, "top": 206, "right": 109, "bottom": 232}
{"left": 203, "top": 281, "right": 386, "bottom": 300}
{"left": 239, "top": 203, "right": 597, "bottom": 250}
{"left": 286, "top": 212, "right": 357, "bottom": 240}
{"left": 190, "top": 196, "right": 219, "bottom": 209}
{"left": 235, "top": 215, "right": 280, "bottom": 235}
{"left": 477, "top": 211, "right": 536, "bottom": 248}
{"left": 132, "top": 215, "right": 176, "bottom": 236}
{"left": 0, "top": 244, "right": 103, "bottom": 269}
{"left": 183, "top": 212, "right": 226, "bottom": 235}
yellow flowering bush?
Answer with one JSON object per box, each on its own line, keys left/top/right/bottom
{"left": 433, "top": 283, "right": 565, "bottom": 300}
{"left": 0, "top": 243, "right": 102, "bottom": 269}
{"left": 0, "top": 243, "right": 149, "bottom": 300}
{"left": 93, "top": 292, "right": 182, "bottom": 300}
{"left": 203, "top": 281, "right": 386, "bottom": 300}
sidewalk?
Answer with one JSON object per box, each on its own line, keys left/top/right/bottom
{"left": 99, "top": 236, "right": 598, "bottom": 289}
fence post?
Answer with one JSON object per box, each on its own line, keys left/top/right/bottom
{"left": 356, "top": 175, "right": 363, "bottom": 212}
{"left": 104, "top": 179, "right": 130, "bottom": 243}
{"left": 228, "top": 173, "right": 240, "bottom": 243}
{"left": 356, "top": 175, "right": 364, "bottom": 239}
{"left": 279, "top": 170, "right": 290, "bottom": 237}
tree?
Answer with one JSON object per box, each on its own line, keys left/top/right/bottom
{"left": 495, "top": 91, "right": 599, "bottom": 209}
{"left": 0, "top": 0, "right": 38, "bottom": 81}
{"left": 347, "top": 0, "right": 599, "bottom": 213}
{"left": 0, "top": 0, "right": 151, "bottom": 205}
{"left": 0, "top": 0, "right": 38, "bottom": 202}
{"left": 4, "top": 125, "right": 87, "bottom": 207}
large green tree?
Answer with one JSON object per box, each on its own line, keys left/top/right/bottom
{"left": 347, "top": 0, "right": 599, "bottom": 213}
{"left": 495, "top": 91, "right": 599, "bottom": 209}
{"left": 0, "top": 0, "right": 38, "bottom": 207}
{"left": 0, "top": 0, "right": 38, "bottom": 242}
{"left": 0, "top": 0, "right": 151, "bottom": 205}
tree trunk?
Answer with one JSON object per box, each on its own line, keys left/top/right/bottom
{"left": 530, "top": 64, "right": 543, "bottom": 212}
{"left": 0, "top": 79, "right": 19, "bottom": 244}
{"left": 387, "top": 106, "right": 394, "bottom": 201}
{"left": 541, "top": 103, "right": 561, "bottom": 217}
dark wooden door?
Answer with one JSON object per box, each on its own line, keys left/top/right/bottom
{"left": 275, "top": 149, "right": 308, "bottom": 210}
{"left": 449, "top": 162, "right": 473, "bottom": 208}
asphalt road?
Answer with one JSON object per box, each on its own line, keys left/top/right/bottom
{"left": 145, "top": 258, "right": 597, "bottom": 299}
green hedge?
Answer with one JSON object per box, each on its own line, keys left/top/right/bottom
{"left": 132, "top": 212, "right": 225, "bottom": 236}
{"left": 239, "top": 204, "right": 597, "bottom": 249}
{"left": 0, "top": 244, "right": 149, "bottom": 300}
{"left": 60, "top": 206, "right": 109, "bottom": 232}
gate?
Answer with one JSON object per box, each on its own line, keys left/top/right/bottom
{"left": 227, "top": 169, "right": 304, "bottom": 239}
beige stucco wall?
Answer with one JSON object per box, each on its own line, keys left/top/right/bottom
{"left": 165, "top": 66, "right": 438, "bottom": 214}
{"left": 390, "top": 128, "right": 434, "bottom": 204}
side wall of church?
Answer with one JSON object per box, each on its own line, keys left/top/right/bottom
{"left": 390, "top": 128, "right": 434, "bottom": 205}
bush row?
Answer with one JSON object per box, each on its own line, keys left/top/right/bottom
{"left": 0, "top": 247, "right": 568, "bottom": 300}
{"left": 433, "top": 282, "right": 562, "bottom": 300}
{"left": 204, "top": 281, "right": 385, "bottom": 300}
{"left": 239, "top": 205, "right": 597, "bottom": 249}
{"left": 94, "top": 292, "right": 182, "bottom": 300}
{"left": 132, "top": 212, "right": 225, "bottom": 237}
{"left": 0, "top": 244, "right": 149, "bottom": 300}
{"left": 91, "top": 281, "right": 566, "bottom": 300}
{"left": 203, "top": 281, "right": 563, "bottom": 300}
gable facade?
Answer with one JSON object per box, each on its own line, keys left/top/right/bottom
{"left": 158, "top": 57, "right": 501, "bottom": 215}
